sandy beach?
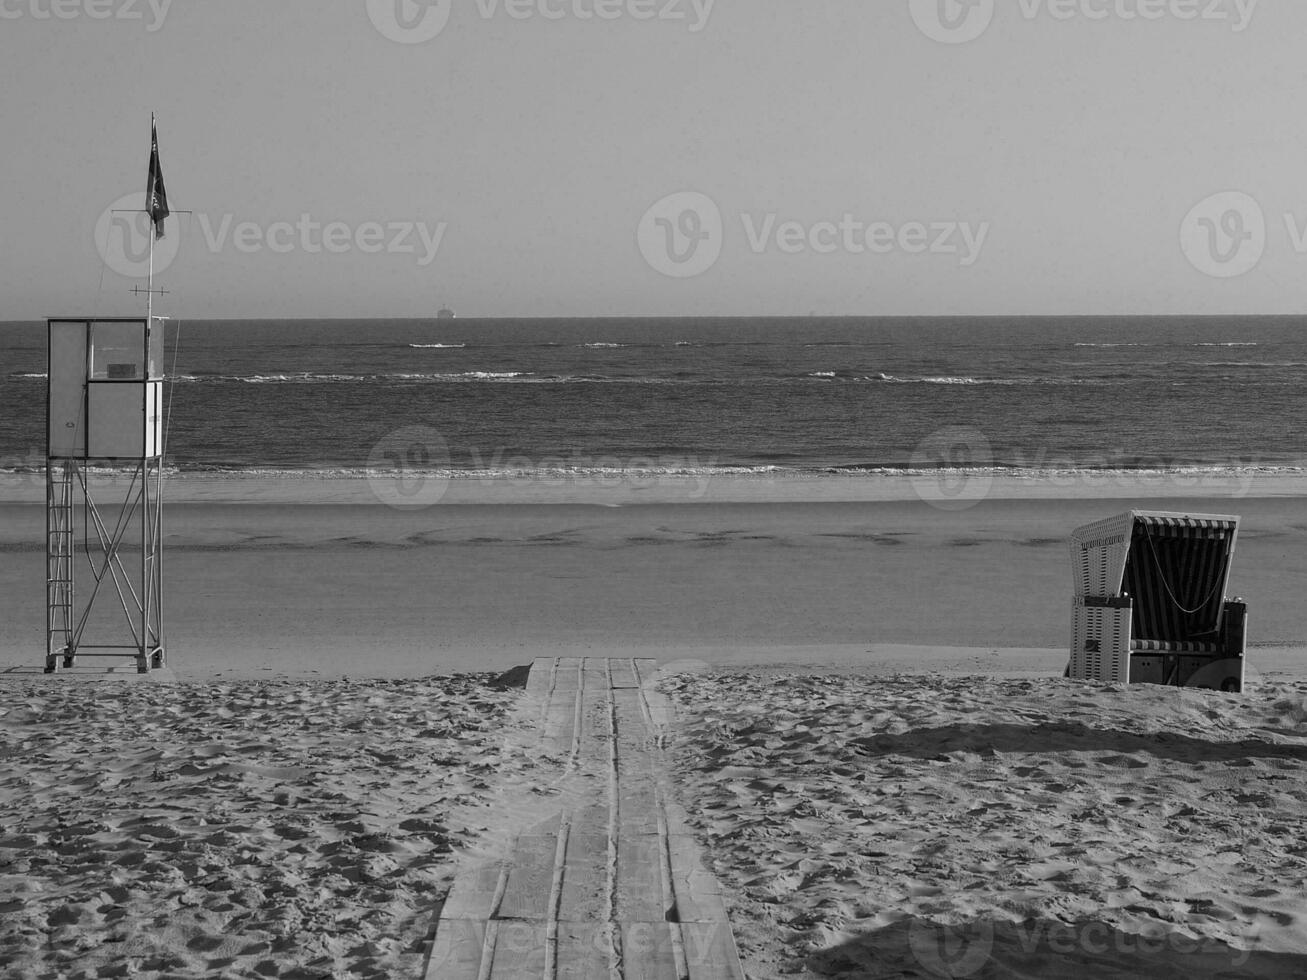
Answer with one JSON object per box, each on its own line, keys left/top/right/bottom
{"left": 663, "top": 669, "right": 1307, "bottom": 979}
{"left": 2, "top": 482, "right": 1306, "bottom": 977}
{"left": 0, "top": 673, "right": 524, "bottom": 979}
{"left": 2, "top": 479, "right": 1306, "bottom": 680}
{"left": 11, "top": 0, "right": 1307, "bottom": 974}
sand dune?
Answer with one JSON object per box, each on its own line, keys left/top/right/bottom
{"left": 0, "top": 674, "right": 520, "bottom": 979}
{"left": 662, "top": 671, "right": 1307, "bottom": 979}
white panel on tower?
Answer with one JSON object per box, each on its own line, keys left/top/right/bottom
{"left": 88, "top": 383, "right": 145, "bottom": 458}
{"left": 48, "top": 321, "right": 87, "bottom": 458}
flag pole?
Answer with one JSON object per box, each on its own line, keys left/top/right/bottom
{"left": 147, "top": 111, "right": 155, "bottom": 329}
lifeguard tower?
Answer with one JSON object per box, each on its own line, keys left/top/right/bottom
{"left": 45, "top": 317, "right": 167, "bottom": 673}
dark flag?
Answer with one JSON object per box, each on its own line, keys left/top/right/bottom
{"left": 146, "top": 121, "right": 170, "bottom": 240}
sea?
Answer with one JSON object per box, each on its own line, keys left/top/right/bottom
{"left": 1, "top": 315, "right": 1305, "bottom": 482}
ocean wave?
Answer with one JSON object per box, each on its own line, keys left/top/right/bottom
{"left": 882, "top": 374, "right": 983, "bottom": 385}
{"left": 10, "top": 372, "right": 47, "bottom": 379}
{"left": 808, "top": 372, "right": 1083, "bottom": 386}
{"left": 5, "top": 462, "right": 1301, "bottom": 482}
{"left": 174, "top": 371, "right": 535, "bottom": 384}
{"left": 408, "top": 343, "right": 466, "bottom": 349}
{"left": 1075, "top": 342, "right": 1260, "bottom": 348}
{"left": 169, "top": 371, "right": 698, "bottom": 385}
{"left": 1201, "top": 361, "right": 1307, "bottom": 368}
{"left": 580, "top": 343, "right": 628, "bottom": 348}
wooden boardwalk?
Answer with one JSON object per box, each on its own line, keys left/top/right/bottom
{"left": 424, "top": 657, "right": 745, "bottom": 980}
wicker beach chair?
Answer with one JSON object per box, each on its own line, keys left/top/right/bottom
{"left": 1068, "top": 511, "right": 1247, "bottom": 692}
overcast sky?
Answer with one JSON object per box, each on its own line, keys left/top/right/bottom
{"left": 1, "top": 0, "right": 1301, "bottom": 319}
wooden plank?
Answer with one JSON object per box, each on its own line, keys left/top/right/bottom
{"left": 524, "top": 657, "right": 557, "bottom": 697}
{"left": 440, "top": 861, "right": 505, "bottom": 921}
{"left": 681, "top": 920, "right": 747, "bottom": 980}
{"left": 425, "top": 657, "right": 744, "bottom": 979}
{"left": 615, "top": 835, "right": 670, "bottom": 921}
{"left": 609, "top": 658, "right": 641, "bottom": 688}
{"left": 543, "top": 693, "right": 580, "bottom": 740}
{"left": 552, "top": 658, "right": 584, "bottom": 692}
{"left": 612, "top": 689, "right": 656, "bottom": 755}
{"left": 632, "top": 658, "right": 660, "bottom": 687}
{"left": 618, "top": 783, "right": 660, "bottom": 838}
{"left": 666, "top": 834, "right": 737, "bottom": 923}
{"left": 640, "top": 683, "right": 674, "bottom": 731}
{"left": 423, "top": 917, "right": 488, "bottom": 980}
{"left": 671, "top": 870, "right": 733, "bottom": 924}
{"left": 661, "top": 802, "right": 696, "bottom": 838}
{"left": 665, "top": 833, "right": 710, "bottom": 877}
{"left": 487, "top": 921, "right": 548, "bottom": 980}
{"left": 581, "top": 658, "right": 611, "bottom": 695}
{"left": 520, "top": 812, "right": 564, "bottom": 839}
{"left": 619, "top": 922, "right": 680, "bottom": 980}
{"left": 580, "top": 677, "right": 613, "bottom": 769}
{"left": 554, "top": 920, "right": 613, "bottom": 980}
{"left": 568, "top": 804, "right": 609, "bottom": 841}
{"left": 558, "top": 832, "right": 609, "bottom": 921}
{"left": 497, "top": 833, "right": 560, "bottom": 921}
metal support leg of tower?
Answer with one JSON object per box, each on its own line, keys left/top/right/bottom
{"left": 45, "top": 460, "right": 166, "bottom": 674}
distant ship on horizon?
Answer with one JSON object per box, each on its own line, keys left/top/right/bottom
{"left": 437, "top": 307, "right": 456, "bottom": 320}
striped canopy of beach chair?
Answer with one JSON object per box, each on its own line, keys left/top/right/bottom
{"left": 1068, "top": 511, "right": 1247, "bottom": 691}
